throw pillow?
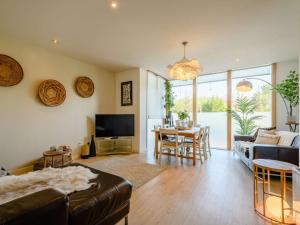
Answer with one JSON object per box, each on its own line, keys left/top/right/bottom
{"left": 253, "top": 127, "right": 276, "bottom": 140}
{"left": 255, "top": 133, "right": 280, "bottom": 145}
{"left": 276, "top": 131, "right": 299, "bottom": 146}
{"left": 257, "top": 129, "right": 276, "bottom": 136}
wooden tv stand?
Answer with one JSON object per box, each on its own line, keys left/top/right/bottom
{"left": 95, "top": 137, "right": 133, "bottom": 155}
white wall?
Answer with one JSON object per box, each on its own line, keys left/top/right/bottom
{"left": 276, "top": 59, "right": 299, "bottom": 131}
{"left": 115, "top": 69, "right": 140, "bottom": 151}
{"left": 115, "top": 68, "right": 147, "bottom": 152}
{"left": 0, "top": 36, "right": 115, "bottom": 169}
{"left": 139, "top": 69, "right": 148, "bottom": 152}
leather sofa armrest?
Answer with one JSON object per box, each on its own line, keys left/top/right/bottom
{"left": 234, "top": 135, "right": 255, "bottom": 142}
{"left": 0, "top": 189, "right": 68, "bottom": 225}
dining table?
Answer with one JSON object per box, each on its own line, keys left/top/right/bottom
{"left": 154, "top": 128, "right": 200, "bottom": 166}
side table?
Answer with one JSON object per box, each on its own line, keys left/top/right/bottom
{"left": 43, "top": 149, "right": 72, "bottom": 168}
{"left": 253, "top": 159, "right": 297, "bottom": 224}
{"left": 285, "top": 122, "right": 299, "bottom": 133}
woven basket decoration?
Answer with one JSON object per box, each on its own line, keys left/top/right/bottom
{"left": 38, "top": 79, "right": 66, "bottom": 106}
{"left": 0, "top": 54, "right": 23, "bottom": 86}
{"left": 75, "top": 76, "right": 94, "bottom": 98}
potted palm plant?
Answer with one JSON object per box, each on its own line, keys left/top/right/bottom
{"left": 228, "top": 96, "right": 263, "bottom": 135}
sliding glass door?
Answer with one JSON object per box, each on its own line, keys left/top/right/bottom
{"left": 231, "top": 66, "right": 272, "bottom": 140}
{"left": 146, "top": 64, "right": 275, "bottom": 151}
{"left": 146, "top": 72, "right": 165, "bottom": 151}
{"left": 197, "top": 73, "right": 227, "bottom": 149}
{"left": 171, "top": 80, "right": 193, "bottom": 123}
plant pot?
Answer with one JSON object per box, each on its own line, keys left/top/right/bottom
{"left": 176, "top": 120, "right": 188, "bottom": 128}
{"left": 166, "top": 111, "right": 173, "bottom": 127}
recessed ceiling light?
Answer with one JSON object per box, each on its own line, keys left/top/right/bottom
{"left": 235, "top": 58, "right": 240, "bottom": 62}
{"left": 111, "top": 1, "right": 118, "bottom": 8}
{"left": 52, "top": 39, "right": 59, "bottom": 44}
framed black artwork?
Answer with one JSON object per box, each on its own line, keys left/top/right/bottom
{"left": 121, "top": 81, "right": 133, "bottom": 106}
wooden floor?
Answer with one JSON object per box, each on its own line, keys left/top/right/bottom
{"left": 116, "top": 150, "right": 270, "bottom": 225}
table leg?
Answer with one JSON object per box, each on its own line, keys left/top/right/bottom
{"left": 193, "top": 134, "right": 196, "bottom": 166}
{"left": 254, "top": 166, "right": 258, "bottom": 209}
{"left": 52, "top": 156, "right": 54, "bottom": 167}
{"left": 267, "top": 170, "right": 270, "bottom": 193}
{"left": 44, "top": 156, "right": 47, "bottom": 168}
{"left": 62, "top": 154, "right": 64, "bottom": 167}
{"left": 262, "top": 168, "right": 266, "bottom": 216}
{"left": 155, "top": 131, "right": 159, "bottom": 160}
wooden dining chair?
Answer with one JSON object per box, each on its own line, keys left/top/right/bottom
{"left": 198, "top": 126, "right": 211, "bottom": 160}
{"left": 159, "top": 128, "right": 183, "bottom": 163}
{"left": 205, "top": 126, "right": 212, "bottom": 157}
{"left": 183, "top": 127, "right": 203, "bottom": 164}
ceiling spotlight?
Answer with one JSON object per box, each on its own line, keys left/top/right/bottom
{"left": 52, "top": 39, "right": 59, "bottom": 44}
{"left": 111, "top": 1, "right": 118, "bottom": 8}
{"left": 235, "top": 58, "right": 240, "bottom": 62}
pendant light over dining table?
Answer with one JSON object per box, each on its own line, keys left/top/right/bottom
{"left": 167, "top": 41, "right": 202, "bottom": 80}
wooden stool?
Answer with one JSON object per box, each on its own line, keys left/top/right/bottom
{"left": 43, "top": 149, "right": 72, "bottom": 168}
{"left": 253, "top": 159, "right": 297, "bottom": 224}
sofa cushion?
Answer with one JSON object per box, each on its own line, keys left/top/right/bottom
{"left": 255, "top": 133, "right": 280, "bottom": 145}
{"left": 0, "top": 189, "right": 68, "bottom": 225}
{"left": 292, "top": 135, "right": 299, "bottom": 148}
{"left": 253, "top": 127, "right": 276, "bottom": 140}
{"left": 276, "top": 131, "right": 299, "bottom": 146}
{"left": 257, "top": 129, "right": 276, "bottom": 136}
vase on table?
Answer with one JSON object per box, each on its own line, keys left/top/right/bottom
{"left": 89, "top": 135, "right": 96, "bottom": 157}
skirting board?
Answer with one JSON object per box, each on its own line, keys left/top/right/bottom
{"left": 10, "top": 165, "right": 33, "bottom": 175}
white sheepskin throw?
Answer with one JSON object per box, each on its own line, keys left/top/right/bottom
{"left": 0, "top": 166, "right": 98, "bottom": 205}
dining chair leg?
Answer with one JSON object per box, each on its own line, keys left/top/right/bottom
{"left": 175, "top": 147, "right": 178, "bottom": 165}
{"left": 159, "top": 145, "right": 163, "bottom": 163}
{"left": 203, "top": 143, "right": 208, "bottom": 160}
{"left": 185, "top": 146, "right": 188, "bottom": 158}
{"left": 208, "top": 139, "right": 211, "bottom": 157}
{"left": 198, "top": 147, "right": 203, "bottom": 164}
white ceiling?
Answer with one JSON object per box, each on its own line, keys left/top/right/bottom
{"left": 0, "top": 0, "right": 299, "bottom": 76}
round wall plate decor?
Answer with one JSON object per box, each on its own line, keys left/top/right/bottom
{"left": 75, "top": 76, "right": 94, "bottom": 98}
{"left": 38, "top": 79, "right": 66, "bottom": 107}
{"left": 0, "top": 54, "right": 23, "bottom": 86}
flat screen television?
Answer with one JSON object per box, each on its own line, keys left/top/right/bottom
{"left": 95, "top": 114, "right": 134, "bottom": 138}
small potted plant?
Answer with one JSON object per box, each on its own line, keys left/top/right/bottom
{"left": 176, "top": 110, "right": 190, "bottom": 128}
{"left": 274, "top": 70, "right": 299, "bottom": 123}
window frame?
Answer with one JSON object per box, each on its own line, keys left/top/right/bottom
{"left": 183, "top": 64, "right": 276, "bottom": 150}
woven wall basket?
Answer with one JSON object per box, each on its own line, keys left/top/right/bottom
{"left": 75, "top": 76, "right": 94, "bottom": 98}
{"left": 0, "top": 54, "right": 23, "bottom": 86}
{"left": 38, "top": 79, "right": 66, "bottom": 107}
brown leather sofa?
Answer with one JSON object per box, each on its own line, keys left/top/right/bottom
{"left": 0, "top": 163, "right": 132, "bottom": 225}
